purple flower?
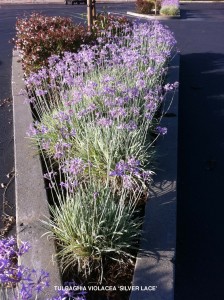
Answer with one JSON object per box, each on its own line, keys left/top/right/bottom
{"left": 109, "top": 107, "right": 126, "bottom": 119}
{"left": 54, "top": 140, "right": 71, "bottom": 159}
{"left": 110, "top": 157, "right": 141, "bottom": 177}
{"left": 62, "top": 158, "right": 87, "bottom": 176}
{"left": 123, "top": 175, "right": 134, "bottom": 189}
{"left": 41, "top": 139, "right": 51, "bottom": 150}
{"left": 156, "top": 126, "right": 168, "bottom": 135}
{"left": 0, "top": 237, "right": 49, "bottom": 299}
{"left": 117, "top": 121, "right": 137, "bottom": 131}
{"left": 17, "top": 242, "right": 31, "bottom": 256}
{"left": 26, "top": 123, "right": 39, "bottom": 137}
{"left": 97, "top": 118, "right": 113, "bottom": 127}
{"left": 55, "top": 111, "right": 71, "bottom": 122}
{"left": 43, "top": 171, "right": 57, "bottom": 181}
{"left": 93, "top": 192, "right": 99, "bottom": 200}
{"left": 60, "top": 180, "right": 78, "bottom": 192}
{"left": 40, "top": 124, "right": 49, "bottom": 134}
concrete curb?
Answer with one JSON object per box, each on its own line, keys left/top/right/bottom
{"left": 130, "top": 53, "right": 179, "bottom": 300}
{"left": 12, "top": 50, "right": 61, "bottom": 299}
{"left": 127, "top": 11, "right": 180, "bottom": 20}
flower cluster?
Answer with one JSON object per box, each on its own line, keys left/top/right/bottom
{"left": 25, "top": 21, "right": 177, "bottom": 193}
{"left": 0, "top": 237, "right": 30, "bottom": 285}
{"left": 109, "top": 157, "right": 150, "bottom": 189}
{"left": 0, "top": 237, "right": 50, "bottom": 299}
{"left": 0, "top": 237, "right": 86, "bottom": 300}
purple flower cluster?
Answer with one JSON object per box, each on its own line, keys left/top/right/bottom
{"left": 156, "top": 126, "right": 168, "bottom": 135}
{"left": 25, "top": 21, "right": 176, "bottom": 115}
{"left": 0, "top": 237, "right": 87, "bottom": 300}
{"left": 0, "top": 237, "right": 30, "bottom": 285}
{"left": 0, "top": 237, "right": 50, "bottom": 299}
{"left": 110, "top": 157, "right": 140, "bottom": 177}
{"left": 58, "top": 158, "right": 91, "bottom": 192}
{"left": 17, "top": 268, "right": 50, "bottom": 299}
{"left": 161, "top": 0, "right": 179, "bottom": 7}
{"left": 109, "top": 157, "right": 154, "bottom": 189}
{"left": 25, "top": 20, "right": 177, "bottom": 192}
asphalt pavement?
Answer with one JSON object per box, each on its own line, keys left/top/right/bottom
{"left": 0, "top": 2, "right": 224, "bottom": 299}
{"left": 0, "top": 4, "right": 16, "bottom": 236}
{"left": 161, "top": 3, "right": 224, "bottom": 300}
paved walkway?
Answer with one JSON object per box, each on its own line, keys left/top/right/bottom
{"left": 162, "top": 3, "right": 224, "bottom": 300}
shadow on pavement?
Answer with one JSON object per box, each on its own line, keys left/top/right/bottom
{"left": 175, "top": 52, "right": 224, "bottom": 300}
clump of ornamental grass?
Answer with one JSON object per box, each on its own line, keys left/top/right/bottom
{"left": 160, "top": 0, "right": 180, "bottom": 15}
{"left": 0, "top": 237, "right": 87, "bottom": 300}
{"left": 23, "top": 19, "right": 178, "bottom": 288}
{"left": 26, "top": 21, "right": 177, "bottom": 193}
{"left": 25, "top": 21, "right": 176, "bottom": 117}
{"left": 42, "top": 181, "right": 142, "bottom": 283}
{"left": 160, "top": 5, "right": 180, "bottom": 15}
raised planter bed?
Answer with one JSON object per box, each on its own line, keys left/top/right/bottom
{"left": 12, "top": 46, "right": 179, "bottom": 300}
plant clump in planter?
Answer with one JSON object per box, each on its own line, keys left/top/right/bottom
{"left": 160, "top": 0, "right": 180, "bottom": 15}
{"left": 15, "top": 13, "right": 178, "bottom": 300}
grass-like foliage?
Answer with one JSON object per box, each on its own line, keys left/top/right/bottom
{"left": 26, "top": 21, "right": 177, "bottom": 193}
{"left": 43, "top": 182, "right": 141, "bottom": 283}
{"left": 21, "top": 16, "right": 178, "bottom": 285}
{"left": 160, "top": 5, "right": 180, "bottom": 15}
{"left": 160, "top": 0, "right": 180, "bottom": 15}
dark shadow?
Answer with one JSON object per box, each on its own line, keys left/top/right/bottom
{"left": 175, "top": 52, "right": 224, "bottom": 300}
{"left": 180, "top": 3, "right": 224, "bottom": 20}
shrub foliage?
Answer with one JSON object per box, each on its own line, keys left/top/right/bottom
{"left": 14, "top": 13, "right": 94, "bottom": 75}
{"left": 136, "top": 0, "right": 161, "bottom": 14}
{"left": 14, "top": 13, "right": 131, "bottom": 75}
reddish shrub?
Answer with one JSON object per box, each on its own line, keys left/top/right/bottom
{"left": 136, "top": 0, "right": 161, "bottom": 14}
{"left": 14, "top": 13, "right": 93, "bottom": 74}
